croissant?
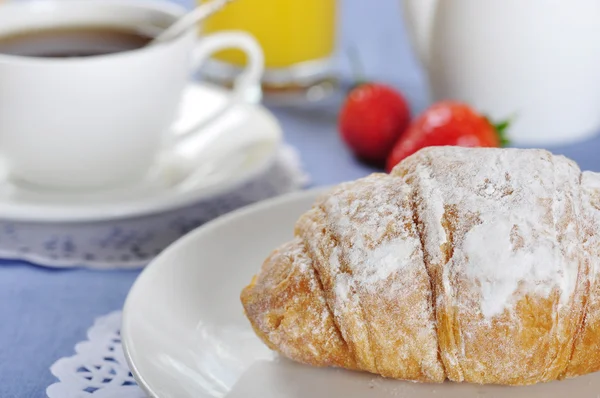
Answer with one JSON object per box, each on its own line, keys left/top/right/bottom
{"left": 241, "top": 147, "right": 600, "bottom": 385}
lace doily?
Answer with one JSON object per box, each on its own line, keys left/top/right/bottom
{"left": 0, "top": 145, "right": 308, "bottom": 269}
{"left": 47, "top": 311, "right": 144, "bottom": 398}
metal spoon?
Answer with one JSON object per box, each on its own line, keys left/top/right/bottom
{"left": 150, "top": 0, "right": 235, "bottom": 45}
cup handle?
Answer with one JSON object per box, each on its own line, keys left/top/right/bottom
{"left": 158, "top": 31, "right": 275, "bottom": 186}
{"left": 190, "top": 31, "right": 264, "bottom": 104}
{"left": 170, "top": 31, "right": 264, "bottom": 149}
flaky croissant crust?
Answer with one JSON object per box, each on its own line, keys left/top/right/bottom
{"left": 241, "top": 147, "right": 600, "bottom": 385}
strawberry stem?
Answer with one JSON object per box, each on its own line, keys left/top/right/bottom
{"left": 484, "top": 115, "right": 512, "bottom": 147}
{"left": 494, "top": 119, "right": 511, "bottom": 147}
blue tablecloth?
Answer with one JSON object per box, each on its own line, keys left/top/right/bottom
{"left": 2, "top": 0, "right": 600, "bottom": 397}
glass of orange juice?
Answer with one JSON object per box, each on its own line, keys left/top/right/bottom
{"left": 200, "top": 0, "right": 337, "bottom": 104}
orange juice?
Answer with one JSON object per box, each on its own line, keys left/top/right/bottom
{"left": 201, "top": 0, "right": 336, "bottom": 69}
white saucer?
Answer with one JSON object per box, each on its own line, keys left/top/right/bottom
{"left": 0, "top": 82, "right": 300, "bottom": 268}
{"left": 122, "top": 189, "right": 600, "bottom": 398}
{"left": 0, "top": 82, "right": 281, "bottom": 223}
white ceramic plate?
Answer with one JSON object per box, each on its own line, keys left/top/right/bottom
{"left": 122, "top": 189, "right": 600, "bottom": 398}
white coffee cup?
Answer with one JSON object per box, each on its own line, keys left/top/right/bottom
{"left": 0, "top": 0, "right": 264, "bottom": 190}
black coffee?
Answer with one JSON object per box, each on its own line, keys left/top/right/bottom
{"left": 0, "top": 26, "right": 155, "bottom": 58}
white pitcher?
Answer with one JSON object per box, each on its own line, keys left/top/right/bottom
{"left": 402, "top": 0, "right": 600, "bottom": 145}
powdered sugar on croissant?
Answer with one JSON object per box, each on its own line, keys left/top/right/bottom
{"left": 241, "top": 147, "right": 600, "bottom": 385}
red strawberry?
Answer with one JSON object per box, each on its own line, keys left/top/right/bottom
{"left": 385, "top": 101, "right": 509, "bottom": 172}
{"left": 339, "top": 83, "right": 410, "bottom": 164}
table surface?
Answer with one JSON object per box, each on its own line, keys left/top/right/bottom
{"left": 2, "top": 0, "right": 600, "bottom": 397}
